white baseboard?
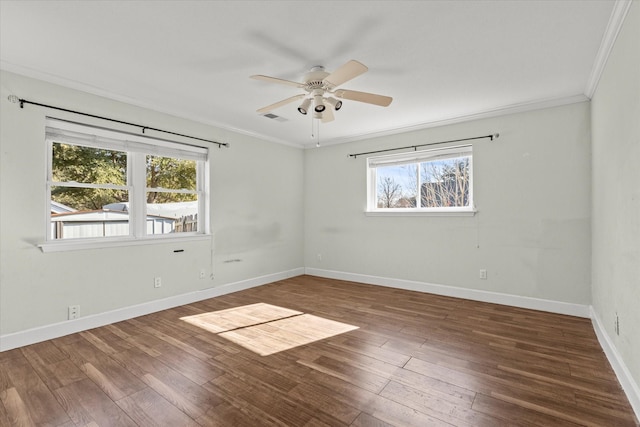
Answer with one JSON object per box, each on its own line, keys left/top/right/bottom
{"left": 590, "top": 307, "right": 640, "bottom": 421}
{"left": 0, "top": 267, "right": 304, "bottom": 352}
{"left": 304, "top": 268, "right": 591, "bottom": 318}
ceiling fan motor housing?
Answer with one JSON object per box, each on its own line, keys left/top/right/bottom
{"left": 304, "top": 67, "right": 331, "bottom": 92}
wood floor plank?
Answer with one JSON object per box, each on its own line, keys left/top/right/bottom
{"left": 286, "top": 381, "right": 361, "bottom": 425}
{"left": 110, "top": 347, "right": 220, "bottom": 420}
{"left": 142, "top": 373, "right": 207, "bottom": 420}
{"left": 197, "top": 399, "right": 281, "bottom": 427}
{"left": 45, "top": 359, "right": 86, "bottom": 389}
{"left": 404, "top": 355, "right": 578, "bottom": 404}
{"left": 0, "top": 387, "right": 37, "bottom": 427}
{"left": 204, "top": 373, "right": 311, "bottom": 426}
{"left": 350, "top": 412, "right": 395, "bottom": 427}
{"left": 297, "top": 354, "right": 390, "bottom": 394}
{"left": 213, "top": 353, "right": 300, "bottom": 394}
{"left": 60, "top": 338, "right": 146, "bottom": 399}
{"left": 0, "top": 275, "right": 637, "bottom": 426}
{"left": 379, "top": 380, "right": 501, "bottom": 427}
{"left": 0, "top": 358, "right": 71, "bottom": 426}
{"left": 80, "top": 362, "right": 129, "bottom": 401}
{"left": 471, "top": 393, "right": 583, "bottom": 427}
{"left": 149, "top": 340, "right": 224, "bottom": 385}
{"left": 575, "top": 390, "right": 639, "bottom": 423}
{"left": 303, "top": 418, "right": 341, "bottom": 427}
{"left": 490, "top": 390, "right": 638, "bottom": 427}
{"left": 79, "top": 330, "right": 122, "bottom": 355}
{"left": 0, "top": 399, "right": 13, "bottom": 427}
{"left": 136, "top": 325, "right": 211, "bottom": 361}
{"left": 115, "top": 387, "right": 200, "bottom": 427}
{"left": 386, "top": 366, "right": 477, "bottom": 408}
{"left": 327, "top": 336, "right": 411, "bottom": 367}
{"left": 54, "top": 378, "right": 136, "bottom": 426}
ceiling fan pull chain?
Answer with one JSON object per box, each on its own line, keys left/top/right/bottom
{"left": 311, "top": 114, "right": 315, "bottom": 138}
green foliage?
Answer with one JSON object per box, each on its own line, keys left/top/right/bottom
{"left": 52, "top": 143, "right": 128, "bottom": 210}
{"left": 51, "top": 143, "right": 197, "bottom": 210}
{"left": 146, "top": 156, "right": 197, "bottom": 203}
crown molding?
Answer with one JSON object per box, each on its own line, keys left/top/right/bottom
{"left": 0, "top": 62, "right": 302, "bottom": 149}
{"left": 0, "top": 61, "right": 591, "bottom": 150}
{"left": 584, "top": 0, "right": 633, "bottom": 99}
{"left": 308, "top": 93, "right": 589, "bottom": 148}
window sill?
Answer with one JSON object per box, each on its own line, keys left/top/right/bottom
{"left": 38, "top": 234, "right": 211, "bottom": 253}
{"left": 365, "top": 209, "right": 476, "bottom": 217}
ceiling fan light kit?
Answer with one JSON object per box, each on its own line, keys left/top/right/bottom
{"left": 326, "top": 97, "right": 342, "bottom": 111}
{"left": 297, "top": 98, "right": 311, "bottom": 115}
{"left": 251, "top": 60, "right": 392, "bottom": 125}
{"left": 313, "top": 92, "right": 326, "bottom": 113}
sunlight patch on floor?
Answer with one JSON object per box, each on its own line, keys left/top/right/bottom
{"left": 181, "top": 303, "right": 358, "bottom": 356}
{"left": 180, "top": 302, "right": 302, "bottom": 333}
{"left": 220, "top": 314, "right": 359, "bottom": 356}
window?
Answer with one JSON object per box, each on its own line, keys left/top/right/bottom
{"left": 45, "top": 119, "right": 208, "bottom": 247}
{"left": 367, "top": 145, "right": 473, "bottom": 214}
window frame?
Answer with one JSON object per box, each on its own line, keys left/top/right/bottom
{"left": 41, "top": 118, "right": 210, "bottom": 252}
{"left": 366, "top": 144, "right": 475, "bottom": 216}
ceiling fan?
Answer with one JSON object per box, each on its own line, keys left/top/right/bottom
{"left": 250, "top": 60, "right": 392, "bottom": 123}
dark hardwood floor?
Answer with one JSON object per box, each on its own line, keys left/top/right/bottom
{"left": 1, "top": 275, "right": 638, "bottom": 426}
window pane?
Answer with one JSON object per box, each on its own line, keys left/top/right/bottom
{"left": 50, "top": 187, "right": 129, "bottom": 239}
{"left": 51, "top": 186, "right": 128, "bottom": 211}
{"left": 52, "top": 142, "right": 127, "bottom": 185}
{"left": 146, "top": 155, "right": 196, "bottom": 190}
{"left": 146, "top": 194, "right": 198, "bottom": 235}
{"left": 419, "top": 157, "right": 470, "bottom": 208}
{"left": 376, "top": 164, "right": 417, "bottom": 208}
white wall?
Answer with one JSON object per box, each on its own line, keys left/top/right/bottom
{"left": 591, "top": 1, "right": 640, "bottom": 391}
{"left": 0, "top": 71, "right": 304, "bottom": 336}
{"left": 305, "top": 102, "right": 592, "bottom": 305}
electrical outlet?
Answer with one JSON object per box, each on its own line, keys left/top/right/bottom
{"left": 479, "top": 269, "right": 487, "bottom": 280}
{"left": 68, "top": 305, "right": 80, "bottom": 320}
{"left": 154, "top": 277, "right": 162, "bottom": 288}
{"left": 199, "top": 269, "right": 206, "bottom": 279}
{"left": 317, "top": 253, "right": 322, "bottom": 262}
{"left": 615, "top": 313, "right": 620, "bottom": 336}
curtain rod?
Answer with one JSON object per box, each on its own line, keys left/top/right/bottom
{"left": 10, "top": 96, "right": 229, "bottom": 148}
{"left": 348, "top": 133, "right": 499, "bottom": 158}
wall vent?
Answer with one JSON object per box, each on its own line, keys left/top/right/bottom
{"left": 262, "top": 113, "right": 288, "bottom": 122}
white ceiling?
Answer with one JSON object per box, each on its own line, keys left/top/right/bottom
{"left": 0, "top": 1, "right": 618, "bottom": 148}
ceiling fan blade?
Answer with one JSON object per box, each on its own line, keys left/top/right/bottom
{"left": 250, "top": 75, "right": 305, "bottom": 88}
{"left": 334, "top": 89, "right": 392, "bottom": 107}
{"left": 323, "top": 60, "right": 368, "bottom": 88}
{"left": 257, "top": 94, "right": 305, "bottom": 113}
{"left": 321, "top": 107, "right": 334, "bottom": 123}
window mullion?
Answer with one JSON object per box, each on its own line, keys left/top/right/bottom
{"left": 45, "top": 139, "right": 53, "bottom": 240}
{"left": 130, "top": 152, "right": 146, "bottom": 238}
{"left": 369, "top": 167, "right": 377, "bottom": 210}
{"left": 197, "top": 160, "right": 207, "bottom": 234}
{"left": 47, "top": 182, "right": 130, "bottom": 191}
{"left": 416, "top": 163, "right": 421, "bottom": 208}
